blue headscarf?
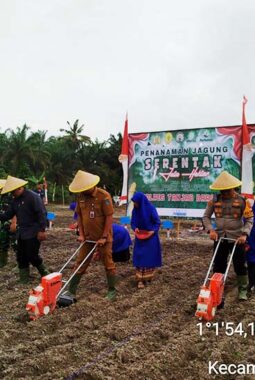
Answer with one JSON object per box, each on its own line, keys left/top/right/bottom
{"left": 112, "top": 223, "right": 132, "bottom": 253}
{"left": 131, "top": 192, "right": 162, "bottom": 267}
{"left": 131, "top": 192, "right": 160, "bottom": 231}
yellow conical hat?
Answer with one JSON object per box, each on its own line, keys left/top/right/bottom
{"left": 210, "top": 171, "right": 242, "bottom": 190}
{"left": 0, "top": 179, "right": 6, "bottom": 190}
{"left": 0, "top": 176, "right": 28, "bottom": 195}
{"left": 69, "top": 170, "right": 100, "bottom": 193}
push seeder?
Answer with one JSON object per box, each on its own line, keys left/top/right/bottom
{"left": 195, "top": 237, "right": 237, "bottom": 321}
{"left": 26, "top": 241, "right": 97, "bottom": 320}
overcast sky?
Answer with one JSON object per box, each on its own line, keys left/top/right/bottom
{"left": 0, "top": 0, "right": 255, "bottom": 141}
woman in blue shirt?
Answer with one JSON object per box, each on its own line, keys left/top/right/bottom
{"left": 131, "top": 192, "right": 162, "bottom": 289}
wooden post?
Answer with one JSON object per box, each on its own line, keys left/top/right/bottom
{"left": 52, "top": 183, "right": 56, "bottom": 203}
{"left": 62, "top": 185, "right": 65, "bottom": 206}
{"left": 176, "top": 219, "right": 181, "bottom": 239}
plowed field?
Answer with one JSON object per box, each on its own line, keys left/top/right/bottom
{"left": 1, "top": 206, "right": 254, "bottom": 380}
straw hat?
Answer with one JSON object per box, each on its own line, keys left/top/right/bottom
{"left": 0, "top": 179, "right": 6, "bottom": 190}
{"left": 0, "top": 175, "right": 28, "bottom": 195}
{"left": 69, "top": 170, "right": 100, "bottom": 193}
{"left": 210, "top": 171, "right": 242, "bottom": 190}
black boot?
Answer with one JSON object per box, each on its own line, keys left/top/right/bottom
{"left": 19, "top": 268, "right": 30, "bottom": 284}
{"left": 68, "top": 274, "right": 82, "bottom": 296}
{"left": 57, "top": 274, "right": 82, "bottom": 307}
{"left": 37, "top": 263, "right": 50, "bottom": 277}
{"left": 0, "top": 250, "right": 8, "bottom": 268}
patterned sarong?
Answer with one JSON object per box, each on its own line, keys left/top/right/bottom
{"left": 135, "top": 267, "right": 155, "bottom": 282}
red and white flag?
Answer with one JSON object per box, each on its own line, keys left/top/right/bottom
{"left": 118, "top": 114, "right": 128, "bottom": 205}
{"left": 241, "top": 96, "right": 254, "bottom": 200}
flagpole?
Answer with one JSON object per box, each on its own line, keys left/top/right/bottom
{"left": 240, "top": 96, "right": 254, "bottom": 200}
{"left": 240, "top": 96, "right": 247, "bottom": 180}
{"left": 126, "top": 119, "right": 129, "bottom": 215}
{"left": 119, "top": 112, "right": 129, "bottom": 207}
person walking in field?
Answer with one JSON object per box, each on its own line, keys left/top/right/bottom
{"left": 131, "top": 191, "right": 162, "bottom": 289}
{"left": 67, "top": 170, "right": 117, "bottom": 301}
{"left": 0, "top": 179, "right": 18, "bottom": 268}
{"left": 0, "top": 176, "right": 49, "bottom": 283}
{"left": 202, "top": 170, "right": 253, "bottom": 301}
{"left": 33, "top": 182, "right": 46, "bottom": 204}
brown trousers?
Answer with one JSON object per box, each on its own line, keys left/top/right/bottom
{"left": 74, "top": 242, "right": 116, "bottom": 275}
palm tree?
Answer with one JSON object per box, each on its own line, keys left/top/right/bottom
{"left": 29, "top": 130, "right": 51, "bottom": 175}
{"left": 60, "top": 119, "right": 91, "bottom": 151}
{"left": 78, "top": 137, "right": 122, "bottom": 195}
{"left": 4, "top": 124, "right": 37, "bottom": 177}
{"left": 46, "top": 136, "right": 76, "bottom": 185}
{"left": 0, "top": 131, "right": 9, "bottom": 168}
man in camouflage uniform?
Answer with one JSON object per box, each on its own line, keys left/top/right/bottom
{"left": 203, "top": 171, "right": 254, "bottom": 301}
{"left": 0, "top": 180, "right": 18, "bottom": 267}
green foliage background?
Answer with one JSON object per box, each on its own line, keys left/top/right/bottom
{"left": 0, "top": 121, "right": 122, "bottom": 203}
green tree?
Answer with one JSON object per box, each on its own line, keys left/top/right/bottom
{"left": 78, "top": 135, "right": 122, "bottom": 195}
{"left": 29, "top": 130, "right": 51, "bottom": 175}
{"left": 4, "top": 124, "right": 37, "bottom": 177}
{"left": 46, "top": 136, "right": 74, "bottom": 185}
{"left": 60, "top": 119, "right": 91, "bottom": 151}
{"left": 0, "top": 131, "right": 9, "bottom": 170}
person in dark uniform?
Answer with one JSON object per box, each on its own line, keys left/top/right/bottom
{"left": 67, "top": 170, "right": 117, "bottom": 301}
{"left": 33, "top": 183, "right": 46, "bottom": 204}
{"left": 203, "top": 171, "right": 254, "bottom": 301}
{"left": 0, "top": 175, "right": 49, "bottom": 283}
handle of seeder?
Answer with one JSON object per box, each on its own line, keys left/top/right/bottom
{"left": 57, "top": 241, "right": 97, "bottom": 298}
{"left": 58, "top": 241, "right": 86, "bottom": 273}
{"left": 58, "top": 240, "right": 98, "bottom": 273}
{"left": 203, "top": 237, "right": 237, "bottom": 286}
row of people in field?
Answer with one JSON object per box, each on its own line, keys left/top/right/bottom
{"left": 0, "top": 170, "right": 255, "bottom": 304}
{"left": 0, "top": 173, "right": 162, "bottom": 299}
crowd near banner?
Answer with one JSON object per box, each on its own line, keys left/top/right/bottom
{"left": 127, "top": 125, "right": 255, "bottom": 217}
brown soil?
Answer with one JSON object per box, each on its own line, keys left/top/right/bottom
{"left": 0, "top": 206, "right": 255, "bottom": 380}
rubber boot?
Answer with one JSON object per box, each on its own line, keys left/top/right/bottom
{"left": 68, "top": 274, "right": 82, "bottom": 296}
{"left": 106, "top": 274, "right": 117, "bottom": 301}
{"left": 12, "top": 265, "right": 19, "bottom": 274}
{"left": 0, "top": 250, "right": 8, "bottom": 268}
{"left": 19, "top": 268, "right": 30, "bottom": 284}
{"left": 247, "top": 284, "right": 253, "bottom": 297}
{"left": 57, "top": 274, "right": 82, "bottom": 307}
{"left": 237, "top": 275, "right": 248, "bottom": 301}
{"left": 217, "top": 297, "right": 225, "bottom": 309}
{"left": 37, "top": 263, "right": 50, "bottom": 277}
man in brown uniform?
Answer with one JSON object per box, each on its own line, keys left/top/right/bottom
{"left": 67, "top": 170, "right": 117, "bottom": 300}
{"left": 203, "top": 171, "right": 253, "bottom": 301}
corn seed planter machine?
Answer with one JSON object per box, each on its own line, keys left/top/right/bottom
{"left": 26, "top": 241, "right": 97, "bottom": 320}
{"left": 195, "top": 237, "right": 237, "bottom": 321}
